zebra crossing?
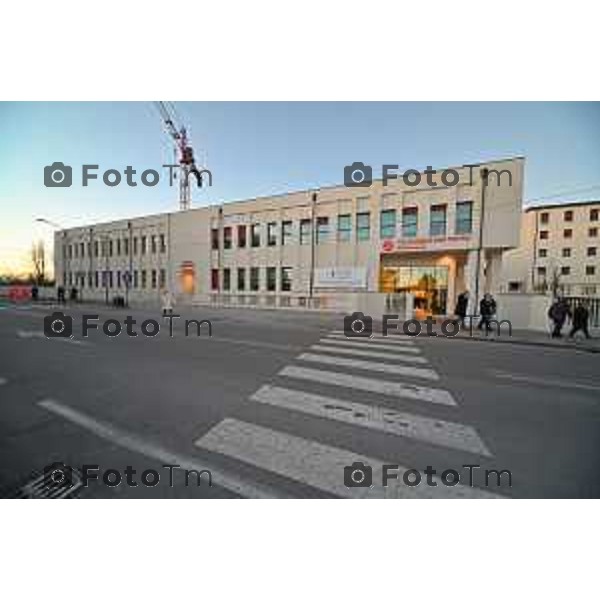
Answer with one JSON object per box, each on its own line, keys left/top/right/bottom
{"left": 195, "top": 330, "right": 499, "bottom": 498}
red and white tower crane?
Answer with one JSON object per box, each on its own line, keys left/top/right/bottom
{"left": 156, "top": 101, "right": 204, "bottom": 211}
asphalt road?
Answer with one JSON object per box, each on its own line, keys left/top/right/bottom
{"left": 1, "top": 301, "right": 599, "bottom": 498}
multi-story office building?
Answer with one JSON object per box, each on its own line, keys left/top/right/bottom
{"left": 54, "top": 157, "right": 524, "bottom": 315}
{"left": 501, "top": 200, "right": 600, "bottom": 297}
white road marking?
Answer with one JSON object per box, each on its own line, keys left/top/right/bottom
{"left": 328, "top": 331, "right": 416, "bottom": 344}
{"left": 251, "top": 385, "right": 491, "bottom": 456}
{"left": 298, "top": 352, "right": 439, "bottom": 381}
{"left": 279, "top": 365, "right": 456, "bottom": 405}
{"left": 195, "top": 418, "right": 501, "bottom": 498}
{"left": 17, "top": 330, "right": 90, "bottom": 346}
{"left": 310, "top": 344, "right": 428, "bottom": 364}
{"left": 319, "top": 338, "right": 422, "bottom": 354}
{"left": 37, "top": 399, "right": 284, "bottom": 499}
{"left": 491, "top": 370, "right": 600, "bottom": 392}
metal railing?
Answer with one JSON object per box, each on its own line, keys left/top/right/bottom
{"left": 564, "top": 296, "right": 600, "bottom": 327}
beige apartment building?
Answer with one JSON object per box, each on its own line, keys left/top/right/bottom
{"left": 54, "top": 157, "right": 524, "bottom": 316}
{"left": 501, "top": 200, "right": 600, "bottom": 297}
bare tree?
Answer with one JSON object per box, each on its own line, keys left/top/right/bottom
{"left": 31, "top": 240, "right": 46, "bottom": 285}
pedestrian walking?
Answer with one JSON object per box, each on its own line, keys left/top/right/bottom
{"left": 569, "top": 302, "right": 592, "bottom": 339}
{"left": 161, "top": 288, "right": 174, "bottom": 317}
{"left": 477, "top": 293, "right": 497, "bottom": 332}
{"left": 454, "top": 290, "right": 469, "bottom": 328}
{"left": 547, "top": 297, "right": 571, "bottom": 338}
{"left": 57, "top": 285, "right": 66, "bottom": 303}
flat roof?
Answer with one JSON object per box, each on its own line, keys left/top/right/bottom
{"left": 525, "top": 199, "right": 600, "bottom": 212}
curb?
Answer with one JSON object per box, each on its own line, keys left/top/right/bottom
{"left": 449, "top": 333, "right": 600, "bottom": 354}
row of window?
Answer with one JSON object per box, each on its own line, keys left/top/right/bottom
{"left": 63, "top": 234, "right": 167, "bottom": 260}
{"left": 539, "top": 208, "right": 599, "bottom": 224}
{"left": 538, "top": 246, "right": 597, "bottom": 258}
{"left": 65, "top": 269, "right": 166, "bottom": 289}
{"left": 211, "top": 267, "right": 293, "bottom": 292}
{"left": 539, "top": 227, "right": 598, "bottom": 240}
{"left": 211, "top": 202, "right": 474, "bottom": 250}
{"left": 537, "top": 265, "right": 597, "bottom": 277}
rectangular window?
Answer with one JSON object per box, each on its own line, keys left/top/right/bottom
{"left": 281, "top": 220, "right": 293, "bottom": 245}
{"left": 160, "top": 234, "right": 166, "bottom": 253}
{"left": 151, "top": 235, "right": 157, "bottom": 254}
{"left": 140, "top": 236, "right": 146, "bottom": 255}
{"left": 590, "top": 227, "right": 598, "bottom": 237}
{"left": 402, "top": 207, "right": 418, "bottom": 238}
{"left": 116, "top": 239, "right": 121, "bottom": 256}
{"left": 455, "top": 201, "right": 473, "bottom": 234}
{"left": 251, "top": 224, "right": 261, "bottom": 247}
{"left": 109, "top": 240, "right": 113, "bottom": 257}
{"left": 300, "top": 219, "right": 311, "bottom": 245}
{"left": 223, "top": 268, "right": 231, "bottom": 291}
{"left": 211, "top": 229, "right": 219, "bottom": 250}
{"left": 266, "top": 267, "right": 277, "bottom": 291}
{"left": 124, "top": 238, "right": 129, "bottom": 255}
{"left": 80, "top": 243, "right": 85, "bottom": 257}
{"left": 587, "top": 247, "right": 597, "bottom": 257}
{"left": 133, "top": 237, "right": 138, "bottom": 255}
{"left": 68, "top": 245, "right": 73, "bottom": 259}
{"left": 74, "top": 244, "right": 78, "bottom": 259}
{"left": 540, "top": 230, "right": 549, "bottom": 240}
{"left": 379, "top": 210, "right": 396, "bottom": 239}
{"left": 316, "top": 217, "right": 330, "bottom": 244}
{"left": 356, "top": 212, "right": 370, "bottom": 241}
{"left": 564, "top": 210, "right": 573, "bottom": 222}
{"left": 133, "top": 270, "right": 138, "bottom": 288}
{"left": 117, "top": 271, "right": 121, "bottom": 288}
{"left": 237, "top": 268, "right": 246, "bottom": 291}
{"left": 561, "top": 266, "right": 570, "bottom": 276}
{"left": 540, "top": 212, "right": 549, "bottom": 224}
{"left": 223, "top": 227, "right": 232, "bottom": 250}
{"left": 537, "top": 266, "right": 546, "bottom": 277}
{"left": 267, "top": 222, "right": 277, "bottom": 246}
{"left": 95, "top": 271, "right": 99, "bottom": 288}
{"left": 591, "top": 208, "right": 599, "bottom": 221}
{"left": 564, "top": 228, "right": 572, "bottom": 238}
{"left": 250, "top": 267, "right": 260, "bottom": 291}
{"left": 430, "top": 204, "right": 447, "bottom": 237}
{"left": 211, "top": 269, "right": 219, "bottom": 291}
{"left": 538, "top": 248, "right": 547, "bottom": 258}
{"left": 586, "top": 265, "right": 596, "bottom": 276}
{"left": 281, "top": 267, "right": 292, "bottom": 292}
{"left": 87, "top": 242, "right": 92, "bottom": 257}
{"left": 338, "top": 214, "right": 352, "bottom": 242}
{"left": 151, "top": 269, "right": 157, "bottom": 288}
{"left": 237, "top": 225, "right": 247, "bottom": 248}
{"left": 562, "top": 248, "right": 571, "bottom": 257}
{"left": 94, "top": 241, "right": 99, "bottom": 257}
{"left": 159, "top": 269, "right": 166, "bottom": 288}
{"left": 108, "top": 271, "right": 113, "bottom": 288}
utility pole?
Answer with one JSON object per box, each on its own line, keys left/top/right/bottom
{"left": 473, "top": 167, "right": 489, "bottom": 315}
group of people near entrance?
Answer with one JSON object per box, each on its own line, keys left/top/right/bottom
{"left": 453, "top": 290, "right": 592, "bottom": 339}
{"left": 454, "top": 290, "right": 498, "bottom": 332}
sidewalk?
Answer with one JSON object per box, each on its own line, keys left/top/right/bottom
{"left": 453, "top": 326, "right": 600, "bottom": 353}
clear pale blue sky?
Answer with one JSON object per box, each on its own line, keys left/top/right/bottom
{"left": 1, "top": 101, "right": 599, "bottom": 272}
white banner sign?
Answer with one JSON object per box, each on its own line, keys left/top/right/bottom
{"left": 314, "top": 267, "right": 367, "bottom": 289}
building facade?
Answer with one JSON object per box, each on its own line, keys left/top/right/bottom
{"left": 54, "top": 157, "right": 524, "bottom": 316}
{"left": 501, "top": 200, "right": 600, "bottom": 297}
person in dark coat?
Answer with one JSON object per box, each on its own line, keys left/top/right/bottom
{"left": 454, "top": 291, "right": 469, "bottom": 328}
{"left": 477, "top": 293, "right": 497, "bottom": 332}
{"left": 569, "top": 302, "right": 591, "bottom": 339}
{"left": 548, "top": 297, "right": 571, "bottom": 338}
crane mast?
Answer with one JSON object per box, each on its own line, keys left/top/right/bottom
{"left": 156, "top": 101, "right": 203, "bottom": 211}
